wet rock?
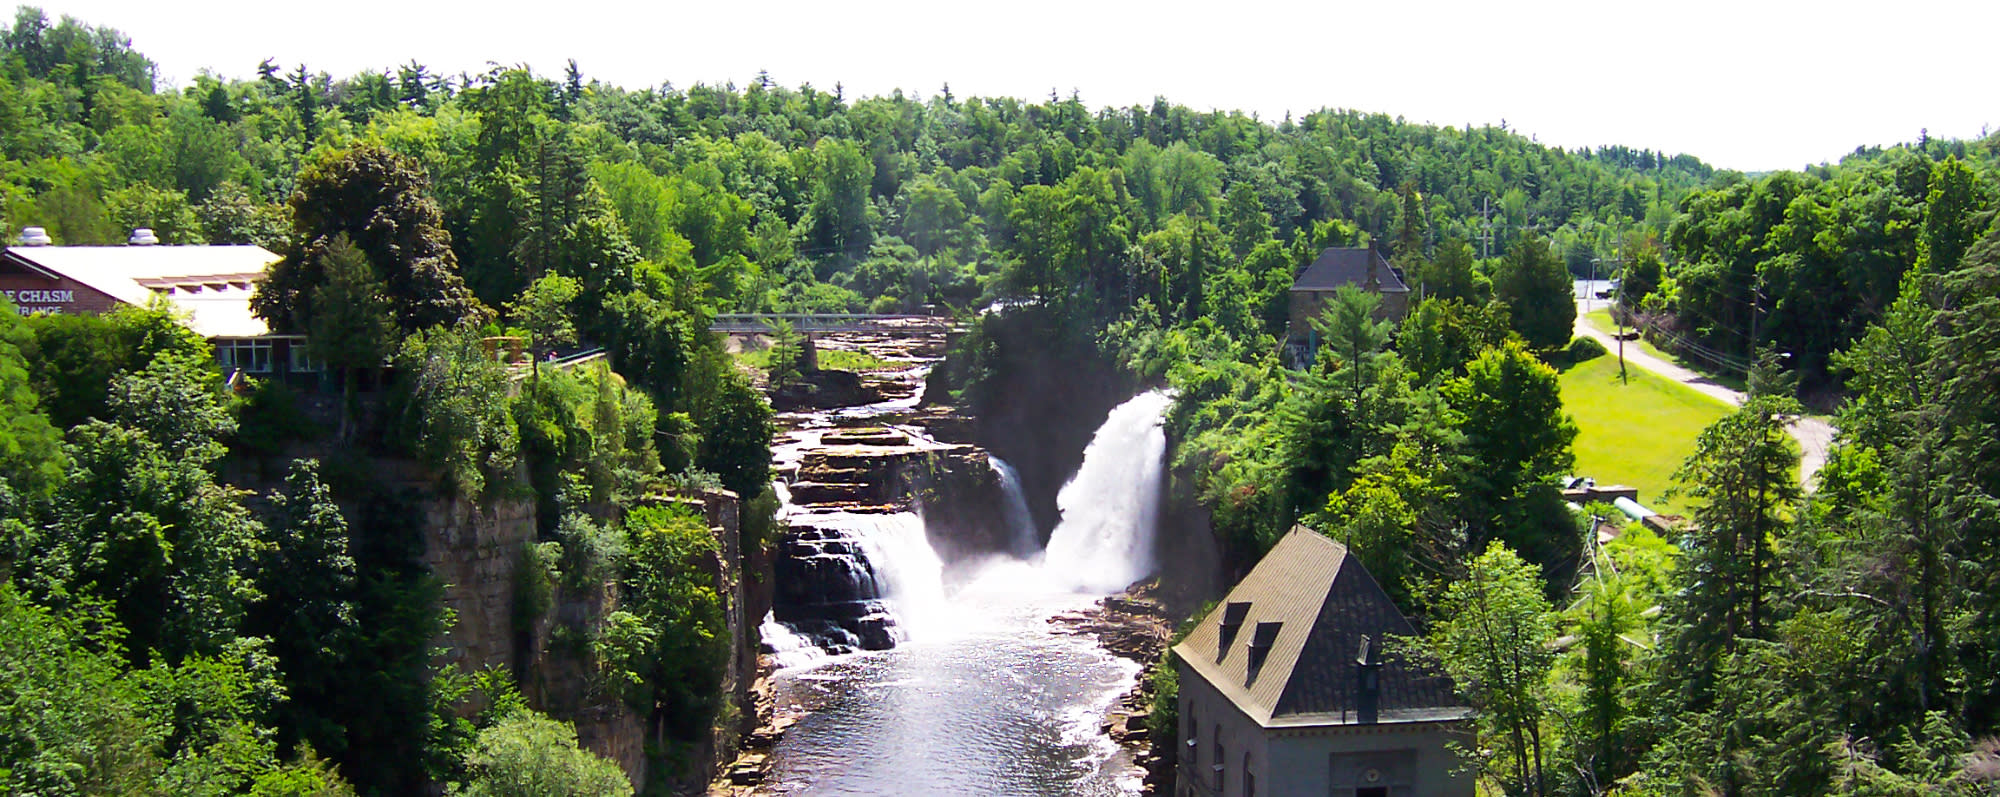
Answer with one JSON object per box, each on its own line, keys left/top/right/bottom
{"left": 770, "top": 370, "right": 880, "bottom": 412}
{"left": 726, "top": 753, "right": 767, "bottom": 785}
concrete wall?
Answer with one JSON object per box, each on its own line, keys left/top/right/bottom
{"left": 1175, "top": 660, "right": 1471, "bottom": 797}
{"left": 1176, "top": 660, "right": 1270, "bottom": 797}
{"left": 420, "top": 493, "right": 541, "bottom": 676}
{"left": 1266, "top": 721, "right": 1471, "bottom": 797}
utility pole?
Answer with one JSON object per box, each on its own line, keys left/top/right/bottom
{"left": 1479, "top": 196, "right": 1494, "bottom": 260}
{"left": 1596, "top": 250, "right": 1627, "bottom": 384}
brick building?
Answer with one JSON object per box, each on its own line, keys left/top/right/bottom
{"left": 0, "top": 236, "right": 313, "bottom": 384}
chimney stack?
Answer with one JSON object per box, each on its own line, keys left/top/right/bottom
{"left": 1356, "top": 635, "right": 1383, "bottom": 724}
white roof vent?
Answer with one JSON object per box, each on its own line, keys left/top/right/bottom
{"left": 17, "top": 226, "right": 52, "bottom": 246}
{"left": 128, "top": 228, "right": 160, "bottom": 246}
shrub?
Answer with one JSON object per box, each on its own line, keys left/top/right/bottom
{"left": 1564, "top": 335, "right": 1608, "bottom": 364}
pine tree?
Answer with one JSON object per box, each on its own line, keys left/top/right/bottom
{"left": 307, "top": 234, "right": 394, "bottom": 441}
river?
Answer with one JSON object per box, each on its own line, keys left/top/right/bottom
{"left": 756, "top": 387, "right": 1173, "bottom": 796}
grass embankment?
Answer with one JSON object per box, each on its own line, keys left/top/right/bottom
{"left": 1559, "top": 352, "right": 1733, "bottom": 516}
{"left": 733, "top": 346, "right": 900, "bottom": 373}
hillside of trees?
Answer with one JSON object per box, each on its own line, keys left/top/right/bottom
{"left": 7, "top": 5, "right": 2000, "bottom": 795}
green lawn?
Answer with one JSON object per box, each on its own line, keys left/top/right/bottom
{"left": 1583, "top": 308, "right": 1747, "bottom": 393}
{"left": 1559, "top": 352, "right": 1733, "bottom": 516}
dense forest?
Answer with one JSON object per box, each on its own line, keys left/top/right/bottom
{"left": 5, "top": 5, "right": 2000, "bottom": 795}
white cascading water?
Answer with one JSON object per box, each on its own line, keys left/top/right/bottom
{"left": 1040, "top": 390, "right": 1172, "bottom": 594}
{"left": 988, "top": 454, "right": 1040, "bottom": 556}
{"left": 759, "top": 611, "right": 829, "bottom": 670}
{"left": 763, "top": 391, "right": 1173, "bottom": 794}
{"left": 844, "top": 512, "right": 950, "bottom": 638}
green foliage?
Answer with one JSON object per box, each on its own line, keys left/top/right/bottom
{"left": 38, "top": 351, "right": 260, "bottom": 665}
{"left": 552, "top": 512, "right": 625, "bottom": 591}
{"left": 1400, "top": 296, "right": 1513, "bottom": 384}
{"left": 682, "top": 345, "right": 773, "bottom": 498}
{"left": 762, "top": 318, "right": 807, "bottom": 386}
{"left": 0, "top": 585, "right": 162, "bottom": 794}
{"left": 0, "top": 296, "right": 64, "bottom": 501}
{"left": 306, "top": 233, "right": 395, "bottom": 373}
{"left": 256, "top": 141, "right": 490, "bottom": 334}
{"left": 511, "top": 540, "right": 557, "bottom": 635}
{"left": 229, "top": 376, "right": 319, "bottom": 459}
{"left": 1417, "top": 542, "right": 1559, "bottom": 795}
{"left": 595, "top": 504, "right": 726, "bottom": 759}
{"left": 1444, "top": 340, "right": 1581, "bottom": 582}
{"left": 505, "top": 273, "right": 582, "bottom": 353}
{"left": 18, "top": 301, "right": 208, "bottom": 429}
{"left": 249, "top": 459, "right": 360, "bottom": 761}
{"left": 513, "top": 361, "right": 661, "bottom": 529}
{"left": 1492, "top": 234, "right": 1577, "bottom": 350}
{"left": 1667, "top": 394, "right": 1801, "bottom": 655}
{"left": 390, "top": 323, "right": 521, "bottom": 499}
{"left": 1562, "top": 333, "right": 1607, "bottom": 363}
{"left": 0, "top": 584, "right": 357, "bottom": 796}
{"left": 448, "top": 709, "right": 632, "bottom": 797}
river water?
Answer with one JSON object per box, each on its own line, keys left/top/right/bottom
{"left": 758, "top": 390, "right": 1172, "bottom": 796}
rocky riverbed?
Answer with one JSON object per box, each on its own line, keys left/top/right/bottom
{"left": 1048, "top": 580, "right": 1177, "bottom": 795}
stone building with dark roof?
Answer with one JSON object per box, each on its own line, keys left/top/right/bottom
{"left": 1173, "top": 526, "right": 1471, "bottom": 797}
{"left": 1287, "top": 248, "right": 1410, "bottom": 367}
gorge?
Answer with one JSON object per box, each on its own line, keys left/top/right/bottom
{"left": 747, "top": 330, "right": 1178, "bottom": 795}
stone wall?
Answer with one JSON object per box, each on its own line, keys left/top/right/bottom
{"left": 419, "top": 493, "right": 540, "bottom": 676}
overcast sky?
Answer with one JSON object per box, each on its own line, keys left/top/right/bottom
{"left": 32, "top": 0, "right": 1996, "bottom": 173}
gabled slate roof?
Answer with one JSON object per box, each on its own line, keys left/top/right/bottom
{"left": 1173, "top": 525, "right": 1467, "bottom": 727}
{"left": 1291, "top": 247, "right": 1408, "bottom": 294}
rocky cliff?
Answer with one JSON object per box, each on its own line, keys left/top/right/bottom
{"left": 412, "top": 482, "right": 767, "bottom": 793}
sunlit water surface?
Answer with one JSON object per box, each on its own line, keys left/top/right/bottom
{"left": 762, "top": 569, "right": 1140, "bottom": 797}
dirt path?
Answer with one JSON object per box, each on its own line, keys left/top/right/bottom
{"left": 1573, "top": 300, "right": 1834, "bottom": 491}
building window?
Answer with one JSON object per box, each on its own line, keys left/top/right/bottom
{"left": 218, "top": 339, "right": 272, "bottom": 373}
{"left": 1213, "top": 726, "right": 1226, "bottom": 791}
{"left": 289, "top": 342, "right": 316, "bottom": 372}
{"left": 1243, "top": 753, "right": 1254, "bottom": 797}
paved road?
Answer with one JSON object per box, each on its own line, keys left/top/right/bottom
{"left": 1573, "top": 300, "right": 1833, "bottom": 491}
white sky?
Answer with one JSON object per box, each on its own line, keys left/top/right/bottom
{"left": 33, "top": 0, "right": 1997, "bottom": 173}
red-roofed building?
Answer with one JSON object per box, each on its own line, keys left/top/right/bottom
{"left": 0, "top": 237, "right": 316, "bottom": 384}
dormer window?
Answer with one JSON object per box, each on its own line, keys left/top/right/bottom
{"left": 1217, "top": 601, "right": 1251, "bottom": 660}
{"left": 1246, "top": 621, "right": 1282, "bottom": 675}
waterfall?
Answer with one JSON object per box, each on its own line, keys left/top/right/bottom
{"left": 989, "top": 454, "right": 1039, "bottom": 556}
{"left": 1042, "top": 390, "right": 1172, "bottom": 594}
{"left": 845, "top": 512, "right": 949, "bottom": 639}
{"left": 759, "top": 610, "right": 829, "bottom": 670}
